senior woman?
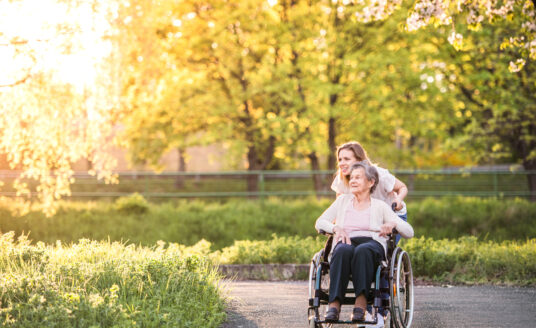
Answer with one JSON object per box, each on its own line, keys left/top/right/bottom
{"left": 315, "top": 162, "right": 414, "bottom": 323}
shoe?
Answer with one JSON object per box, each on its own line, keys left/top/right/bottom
{"left": 351, "top": 307, "right": 365, "bottom": 322}
{"left": 325, "top": 307, "right": 339, "bottom": 322}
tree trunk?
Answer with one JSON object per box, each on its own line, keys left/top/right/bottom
{"left": 246, "top": 145, "right": 259, "bottom": 194}
{"left": 308, "top": 152, "right": 325, "bottom": 196}
{"left": 327, "top": 116, "right": 337, "bottom": 170}
{"left": 245, "top": 136, "right": 276, "bottom": 194}
{"left": 174, "top": 147, "right": 186, "bottom": 189}
{"left": 523, "top": 160, "right": 536, "bottom": 201}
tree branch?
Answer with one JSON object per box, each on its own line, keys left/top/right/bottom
{"left": 0, "top": 73, "right": 31, "bottom": 88}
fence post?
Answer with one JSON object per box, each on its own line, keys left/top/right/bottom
{"left": 258, "top": 171, "right": 265, "bottom": 201}
{"left": 493, "top": 171, "right": 498, "bottom": 197}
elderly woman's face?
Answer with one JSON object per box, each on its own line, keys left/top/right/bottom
{"left": 349, "top": 167, "right": 374, "bottom": 195}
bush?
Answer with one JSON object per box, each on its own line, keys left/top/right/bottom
{"left": 0, "top": 197, "right": 534, "bottom": 250}
{"left": 114, "top": 193, "right": 150, "bottom": 214}
{"left": 408, "top": 197, "right": 536, "bottom": 241}
{"left": 214, "top": 234, "right": 325, "bottom": 264}
{"left": 0, "top": 232, "right": 226, "bottom": 327}
{"left": 401, "top": 236, "right": 536, "bottom": 285}
{"left": 211, "top": 235, "right": 536, "bottom": 286}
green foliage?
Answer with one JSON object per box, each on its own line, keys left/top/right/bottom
{"left": 408, "top": 196, "right": 536, "bottom": 240}
{"left": 212, "top": 234, "right": 536, "bottom": 285}
{"left": 402, "top": 236, "right": 536, "bottom": 286}
{"left": 432, "top": 15, "right": 536, "bottom": 173}
{"left": 0, "top": 232, "right": 226, "bottom": 327}
{"left": 116, "top": 0, "right": 473, "bottom": 174}
{"left": 0, "top": 197, "right": 535, "bottom": 251}
{"left": 114, "top": 193, "right": 150, "bottom": 215}
{"left": 214, "top": 234, "right": 325, "bottom": 264}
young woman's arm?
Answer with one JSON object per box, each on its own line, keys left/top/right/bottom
{"left": 392, "top": 178, "right": 408, "bottom": 210}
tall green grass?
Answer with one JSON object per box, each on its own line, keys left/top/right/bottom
{"left": 0, "top": 232, "right": 226, "bottom": 327}
{"left": 211, "top": 235, "right": 536, "bottom": 286}
{"left": 408, "top": 197, "right": 536, "bottom": 240}
{"left": 402, "top": 236, "right": 536, "bottom": 285}
{"left": 0, "top": 196, "right": 534, "bottom": 250}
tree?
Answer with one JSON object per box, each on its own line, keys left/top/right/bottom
{"left": 116, "top": 0, "right": 325, "bottom": 191}
{"left": 0, "top": 0, "right": 119, "bottom": 215}
{"left": 281, "top": 1, "right": 466, "bottom": 172}
{"left": 344, "top": 0, "right": 535, "bottom": 71}
{"left": 431, "top": 17, "right": 536, "bottom": 197}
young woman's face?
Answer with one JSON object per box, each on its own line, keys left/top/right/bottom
{"left": 349, "top": 167, "right": 374, "bottom": 195}
{"left": 338, "top": 148, "right": 358, "bottom": 175}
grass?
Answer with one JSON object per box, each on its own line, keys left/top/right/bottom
{"left": 0, "top": 232, "right": 226, "bottom": 327}
{"left": 210, "top": 235, "right": 536, "bottom": 286}
{"left": 0, "top": 196, "right": 534, "bottom": 250}
{"left": 0, "top": 228, "right": 533, "bottom": 328}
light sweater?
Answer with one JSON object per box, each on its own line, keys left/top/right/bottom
{"left": 315, "top": 194, "right": 414, "bottom": 256}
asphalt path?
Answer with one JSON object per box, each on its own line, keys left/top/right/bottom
{"left": 220, "top": 281, "right": 536, "bottom": 328}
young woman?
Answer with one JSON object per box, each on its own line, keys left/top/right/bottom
{"left": 332, "top": 141, "right": 409, "bottom": 227}
{"left": 315, "top": 162, "right": 414, "bottom": 323}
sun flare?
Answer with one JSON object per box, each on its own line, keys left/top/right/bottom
{"left": 0, "top": 0, "right": 113, "bottom": 92}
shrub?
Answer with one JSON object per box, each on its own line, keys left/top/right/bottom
{"left": 0, "top": 233, "right": 226, "bottom": 327}
{"left": 214, "top": 234, "right": 325, "bottom": 264}
{"left": 212, "top": 234, "right": 536, "bottom": 286}
{"left": 0, "top": 197, "right": 534, "bottom": 250}
{"left": 114, "top": 193, "right": 150, "bottom": 214}
{"left": 408, "top": 197, "right": 536, "bottom": 240}
{"left": 400, "top": 237, "right": 536, "bottom": 285}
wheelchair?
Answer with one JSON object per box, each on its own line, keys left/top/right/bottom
{"left": 308, "top": 229, "right": 414, "bottom": 328}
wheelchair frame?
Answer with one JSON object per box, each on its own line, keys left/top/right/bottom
{"left": 308, "top": 231, "right": 414, "bottom": 328}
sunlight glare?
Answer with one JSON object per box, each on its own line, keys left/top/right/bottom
{"left": 0, "top": 0, "right": 113, "bottom": 93}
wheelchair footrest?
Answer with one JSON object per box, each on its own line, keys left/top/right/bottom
{"left": 316, "top": 318, "right": 379, "bottom": 325}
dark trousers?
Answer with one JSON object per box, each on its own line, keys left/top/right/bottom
{"left": 328, "top": 237, "right": 384, "bottom": 304}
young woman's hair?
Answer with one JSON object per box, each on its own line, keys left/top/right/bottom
{"left": 336, "top": 141, "right": 370, "bottom": 163}
{"left": 348, "top": 162, "right": 378, "bottom": 194}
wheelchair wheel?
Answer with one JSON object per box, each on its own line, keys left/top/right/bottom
{"left": 389, "top": 248, "right": 414, "bottom": 328}
{"left": 308, "top": 251, "right": 325, "bottom": 328}
{"left": 308, "top": 250, "right": 322, "bottom": 299}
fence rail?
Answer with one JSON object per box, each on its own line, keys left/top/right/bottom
{"left": 0, "top": 169, "right": 534, "bottom": 200}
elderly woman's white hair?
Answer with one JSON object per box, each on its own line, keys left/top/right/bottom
{"left": 348, "top": 161, "right": 379, "bottom": 193}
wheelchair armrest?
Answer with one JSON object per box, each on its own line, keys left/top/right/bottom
{"left": 318, "top": 229, "right": 333, "bottom": 236}
{"left": 386, "top": 228, "right": 399, "bottom": 242}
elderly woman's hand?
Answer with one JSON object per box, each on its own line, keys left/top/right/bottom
{"left": 379, "top": 222, "right": 397, "bottom": 237}
{"left": 333, "top": 225, "right": 351, "bottom": 245}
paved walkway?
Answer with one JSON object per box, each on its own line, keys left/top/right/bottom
{"left": 220, "top": 281, "right": 536, "bottom": 328}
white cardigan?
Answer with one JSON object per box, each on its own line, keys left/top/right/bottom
{"left": 315, "top": 194, "right": 414, "bottom": 256}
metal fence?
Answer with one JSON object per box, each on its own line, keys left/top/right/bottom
{"left": 0, "top": 169, "right": 534, "bottom": 200}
